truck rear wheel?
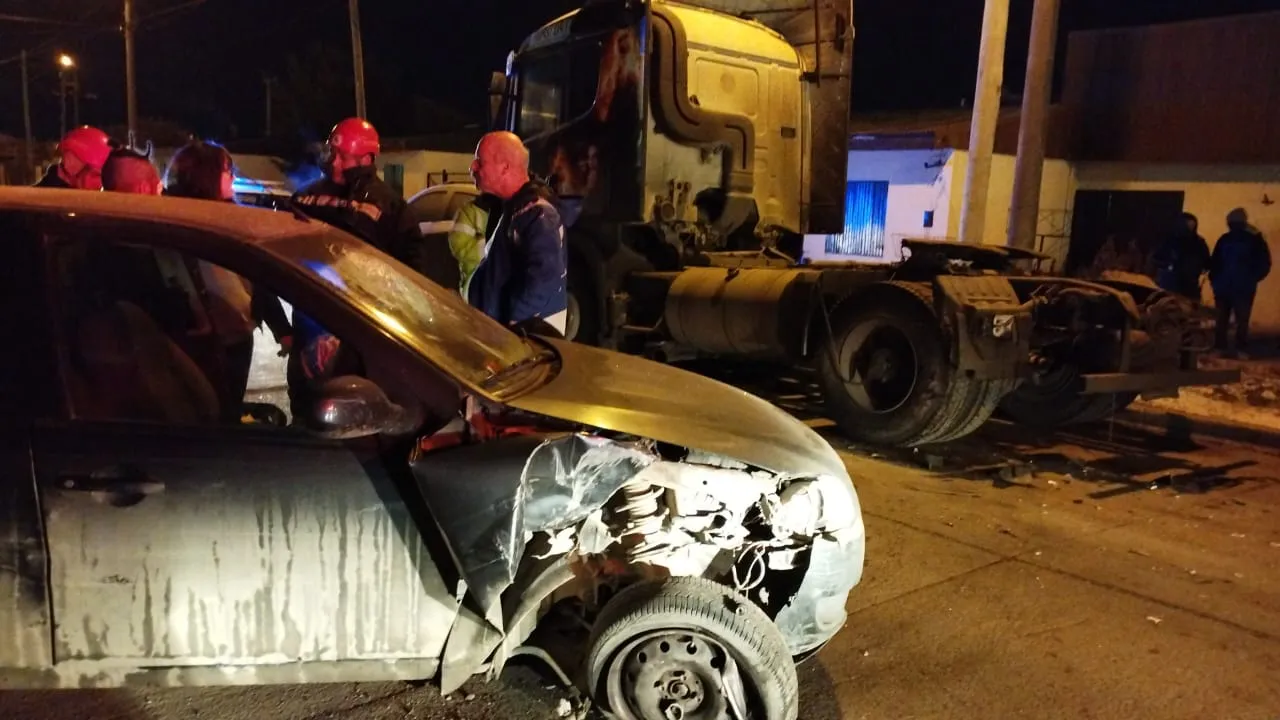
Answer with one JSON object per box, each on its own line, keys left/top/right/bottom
{"left": 998, "top": 364, "right": 1137, "bottom": 428}
{"left": 818, "top": 283, "right": 1007, "bottom": 447}
{"left": 566, "top": 258, "right": 600, "bottom": 346}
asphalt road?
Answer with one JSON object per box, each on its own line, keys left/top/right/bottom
{"left": 4, "top": 378, "right": 1279, "bottom": 718}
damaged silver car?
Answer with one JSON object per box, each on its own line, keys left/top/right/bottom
{"left": 0, "top": 188, "right": 864, "bottom": 719}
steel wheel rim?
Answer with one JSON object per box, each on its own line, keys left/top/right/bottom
{"left": 564, "top": 290, "right": 581, "bottom": 341}
{"left": 604, "top": 629, "right": 748, "bottom": 720}
{"left": 840, "top": 320, "right": 920, "bottom": 413}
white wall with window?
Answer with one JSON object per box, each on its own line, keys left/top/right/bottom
{"left": 803, "top": 149, "right": 1074, "bottom": 267}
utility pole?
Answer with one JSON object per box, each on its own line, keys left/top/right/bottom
{"left": 263, "top": 75, "right": 275, "bottom": 136}
{"left": 958, "top": 0, "right": 1011, "bottom": 245}
{"left": 21, "top": 50, "right": 33, "bottom": 182}
{"left": 59, "top": 66, "right": 69, "bottom": 138}
{"left": 72, "top": 71, "right": 81, "bottom": 127}
{"left": 124, "top": 0, "right": 138, "bottom": 146}
{"left": 348, "top": 0, "right": 367, "bottom": 118}
{"left": 1007, "top": 0, "right": 1062, "bottom": 250}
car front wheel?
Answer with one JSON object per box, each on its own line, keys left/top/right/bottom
{"left": 584, "top": 577, "right": 800, "bottom": 720}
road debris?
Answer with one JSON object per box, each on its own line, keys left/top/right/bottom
{"left": 1146, "top": 616, "right": 1163, "bottom": 625}
{"left": 556, "top": 699, "right": 573, "bottom": 718}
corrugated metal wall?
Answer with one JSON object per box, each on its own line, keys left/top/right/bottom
{"left": 1062, "top": 12, "right": 1280, "bottom": 164}
{"left": 826, "top": 181, "right": 889, "bottom": 256}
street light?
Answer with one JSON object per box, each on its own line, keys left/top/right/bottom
{"left": 56, "top": 52, "right": 80, "bottom": 137}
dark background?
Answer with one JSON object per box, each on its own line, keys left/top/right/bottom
{"left": 2, "top": 0, "right": 1279, "bottom": 143}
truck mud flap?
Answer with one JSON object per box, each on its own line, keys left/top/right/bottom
{"left": 933, "top": 276, "right": 1035, "bottom": 380}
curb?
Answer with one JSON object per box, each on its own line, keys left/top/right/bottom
{"left": 1116, "top": 407, "right": 1280, "bottom": 447}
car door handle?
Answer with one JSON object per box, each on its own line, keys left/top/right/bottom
{"left": 58, "top": 468, "right": 165, "bottom": 496}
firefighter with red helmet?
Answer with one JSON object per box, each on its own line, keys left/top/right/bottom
{"left": 287, "top": 118, "right": 459, "bottom": 417}
{"left": 35, "top": 126, "right": 114, "bottom": 190}
{"left": 291, "top": 117, "right": 458, "bottom": 289}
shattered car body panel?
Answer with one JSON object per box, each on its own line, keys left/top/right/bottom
{"left": 415, "top": 428, "right": 866, "bottom": 684}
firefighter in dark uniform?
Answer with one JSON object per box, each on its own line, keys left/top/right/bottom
{"left": 290, "top": 117, "right": 458, "bottom": 288}
{"left": 34, "top": 126, "right": 114, "bottom": 190}
{"left": 286, "top": 118, "right": 458, "bottom": 423}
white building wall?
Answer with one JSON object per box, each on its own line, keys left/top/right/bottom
{"left": 803, "top": 149, "right": 953, "bottom": 263}
{"left": 946, "top": 151, "right": 1075, "bottom": 267}
{"left": 803, "top": 149, "right": 1074, "bottom": 266}
{"left": 377, "top": 150, "right": 474, "bottom": 199}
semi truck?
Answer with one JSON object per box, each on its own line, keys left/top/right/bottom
{"left": 463, "top": 0, "right": 1237, "bottom": 447}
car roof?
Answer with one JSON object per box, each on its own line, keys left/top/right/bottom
{"left": 407, "top": 182, "right": 478, "bottom": 203}
{"left": 0, "top": 186, "right": 320, "bottom": 245}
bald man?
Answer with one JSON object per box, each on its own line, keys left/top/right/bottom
{"left": 466, "top": 132, "right": 568, "bottom": 334}
{"left": 102, "top": 148, "right": 163, "bottom": 195}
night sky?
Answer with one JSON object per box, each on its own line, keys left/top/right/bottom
{"left": 3, "top": 0, "right": 1280, "bottom": 143}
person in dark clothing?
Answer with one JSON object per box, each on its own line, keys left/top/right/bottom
{"left": 466, "top": 131, "right": 568, "bottom": 335}
{"left": 1153, "top": 212, "right": 1211, "bottom": 300}
{"left": 291, "top": 118, "right": 459, "bottom": 291}
{"left": 165, "top": 140, "right": 294, "bottom": 421}
{"left": 35, "top": 126, "right": 114, "bottom": 190}
{"left": 1209, "top": 207, "right": 1272, "bottom": 356}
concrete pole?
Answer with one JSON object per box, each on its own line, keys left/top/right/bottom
{"left": 21, "top": 50, "right": 34, "bottom": 181}
{"left": 124, "top": 0, "right": 138, "bottom": 146}
{"left": 349, "top": 0, "right": 367, "bottom": 118}
{"left": 1007, "top": 0, "right": 1062, "bottom": 250}
{"left": 958, "top": 0, "right": 1011, "bottom": 245}
{"left": 59, "top": 71, "right": 68, "bottom": 139}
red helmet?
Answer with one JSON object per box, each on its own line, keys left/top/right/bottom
{"left": 59, "top": 126, "right": 113, "bottom": 170}
{"left": 327, "top": 118, "right": 380, "bottom": 157}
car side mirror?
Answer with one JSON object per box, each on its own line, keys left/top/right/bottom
{"left": 488, "top": 71, "right": 509, "bottom": 130}
{"left": 306, "top": 376, "right": 420, "bottom": 440}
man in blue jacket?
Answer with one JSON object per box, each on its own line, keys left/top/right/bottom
{"left": 466, "top": 131, "right": 568, "bottom": 335}
{"left": 1209, "top": 208, "right": 1272, "bottom": 356}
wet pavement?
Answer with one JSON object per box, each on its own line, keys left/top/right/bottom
{"left": 4, "top": 363, "right": 1278, "bottom": 719}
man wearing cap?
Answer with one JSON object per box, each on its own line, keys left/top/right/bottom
{"left": 291, "top": 117, "right": 458, "bottom": 290}
{"left": 35, "top": 125, "right": 114, "bottom": 190}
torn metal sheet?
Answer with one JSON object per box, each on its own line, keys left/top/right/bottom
{"left": 413, "top": 433, "right": 655, "bottom": 625}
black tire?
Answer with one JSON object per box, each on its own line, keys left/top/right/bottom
{"left": 584, "top": 577, "right": 799, "bottom": 720}
{"left": 819, "top": 282, "right": 1006, "bottom": 447}
{"left": 922, "top": 377, "right": 1019, "bottom": 444}
{"left": 566, "top": 258, "right": 600, "bottom": 346}
{"left": 998, "top": 365, "right": 1135, "bottom": 428}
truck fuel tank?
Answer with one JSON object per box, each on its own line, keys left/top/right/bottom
{"left": 663, "top": 266, "right": 820, "bottom": 360}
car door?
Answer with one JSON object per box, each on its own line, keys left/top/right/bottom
{"left": 28, "top": 221, "right": 459, "bottom": 682}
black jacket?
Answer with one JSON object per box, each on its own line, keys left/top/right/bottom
{"left": 1153, "top": 229, "right": 1211, "bottom": 299}
{"left": 291, "top": 166, "right": 459, "bottom": 290}
{"left": 466, "top": 180, "right": 568, "bottom": 327}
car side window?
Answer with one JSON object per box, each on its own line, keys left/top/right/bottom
{"left": 48, "top": 235, "right": 307, "bottom": 430}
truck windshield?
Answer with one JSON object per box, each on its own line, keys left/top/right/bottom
{"left": 261, "top": 228, "right": 546, "bottom": 397}
{"left": 514, "top": 39, "right": 605, "bottom": 139}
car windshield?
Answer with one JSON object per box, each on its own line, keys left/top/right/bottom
{"left": 261, "top": 228, "right": 545, "bottom": 395}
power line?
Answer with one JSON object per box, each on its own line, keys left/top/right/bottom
{"left": 0, "top": 13, "right": 83, "bottom": 26}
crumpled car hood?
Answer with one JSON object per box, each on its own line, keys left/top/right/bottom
{"left": 506, "top": 338, "right": 847, "bottom": 479}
